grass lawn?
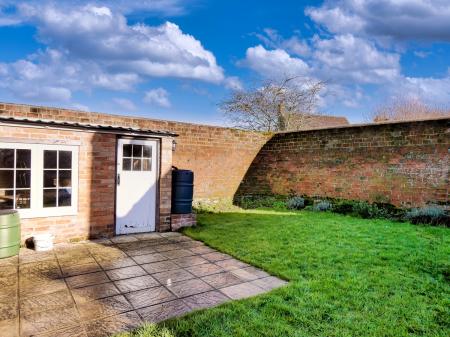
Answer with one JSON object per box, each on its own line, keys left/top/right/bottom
{"left": 122, "top": 209, "right": 450, "bottom": 337}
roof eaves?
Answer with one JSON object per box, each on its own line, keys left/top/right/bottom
{"left": 0, "top": 116, "right": 178, "bottom": 137}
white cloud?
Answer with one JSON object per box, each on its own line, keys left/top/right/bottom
{"left": 143, "top": 88, "right": 171, "bottom": 108}
{"left": 312, "top": 34, "right": 400, "bottom": 84}
{"left": 113, "top": 98, "right": 136, "bottom": 111}
{"left": 306, "top": 0, "right": 450, "bottom": 42}
{"left": 414, "top": 51, "right": 431, "bottom": 58}
{"left": 92, "top": 73, "right": 140, "bottom": 91}
{"left": 242, "top": 34, "right": 400, "bottom": 85}
{"left": 393, "top": 75, "right": 450, "bottom": 104}
{"left": 243, "top": 45, "right": 310, "bottom": 79}
{"left": 0, "top": 0, "right": 189, "bottom": 25}
{"left": 240, "top": 1, "right": 450, "bottom": 116}
{"left": 0, "top": 48, "right": 140, "bottom": 102}
{"left": 255, "top": 28, "right": 310, "bottom": 56}
{"left": 0, "top": 3, "right": 225, "bottom": 104}
{"left": 0, "top": 63, "right": 7, "bottom": 75}
{"left": 26, "top": 6, "right": 224, "bottom": 83}
{"left": 224, "top": 76, "right": 243, "bottom": 90}
{"left": 342, "top": 88, "right": 365, "bottom": 108}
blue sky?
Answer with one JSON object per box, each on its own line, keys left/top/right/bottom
{"left": 0, "top": 0, "right": 449, "bottom": 125}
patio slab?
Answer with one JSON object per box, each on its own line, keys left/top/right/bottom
{"left": 5, "top": 233, "right": 287, "bottom": 336}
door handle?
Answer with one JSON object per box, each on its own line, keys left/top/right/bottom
{"left": 117, "top": 173, "right": 120, "bottom": 186}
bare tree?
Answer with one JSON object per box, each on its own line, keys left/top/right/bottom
{"left": 220, "top": 76, "right": 325, "bottom": 132}
{"left": 370, "top": 96, "right": 450, "bottom": 122}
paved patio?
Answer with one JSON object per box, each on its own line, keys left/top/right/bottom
{"left": 0, "top": 232, "right": 287, "bottom": 337}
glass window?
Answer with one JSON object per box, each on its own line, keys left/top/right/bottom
{"left": 0, "top": 170, "right": 14, "bottom": 189}
{"left": 0, "top": 190, "right": 14, "bottom": 210}
{"left": 0, "top": 148, "right": 31, "bottom": 210}
{"left": 43, "top": 189, "right": 57, "bottom": 208}
{"left": 16, "top": 190, "right": 30, "bottom": 209}
{"left": 17, "top": 150, "right": 31, "bottom": 168}
{"left": 142, "top": 159, "right": 151, "bottom": 171}
{"left": 132, "top": 160, "right": 141, "bottom": 171}
{"left": 0, "top": 149, "right": 14, "bottom": 168}
{"left": 16, "top": 171, "right": 31, "bottom": 188}
{"left": 122, "top": 144, "right": 152, "bottom": 172}
{"left": 43, "top": 150, "right": 72, "bottom": 208}
{"left": 132, "top": 145, "right": 142, "bottom": 157}
{"left": 123, "top": 144, "right": 132, "bottom": 157}
{"left": 122, "top": 158, "right": 131, "bottom": 171}
{"left": 59, "top": 171, "right": 72, "bottom": 187}
{"left": 143, "top": 146, "right": 151, "bottom": 158}
{"left": 59, "top": 151, "right": 72, "bottom": 169}
{"left": 44, "top": 150, "right": 57, "bottom": 168}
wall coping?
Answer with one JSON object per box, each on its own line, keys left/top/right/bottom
{"left": 0, "top": 101, "right": 268, "bottom": 136}
{"left": 275, "top": 116, "right": 450, "bottom": 135}
{"left": 1, "top": 101, "right": 448, "bottom": 136}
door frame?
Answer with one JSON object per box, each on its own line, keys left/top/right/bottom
{"left": 114, "top": 136, "right": 161, "bottom": 235}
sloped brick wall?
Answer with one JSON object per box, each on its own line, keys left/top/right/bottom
{"left": 237, "top": 118, "right": 450, "bottom": 208}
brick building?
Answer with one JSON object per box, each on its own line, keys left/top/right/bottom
{"left": 0, "top": 113, "right": 178, "bottom": 243}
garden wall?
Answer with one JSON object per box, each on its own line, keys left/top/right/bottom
{"left": 236, "top": 118, "right": 450, "bottom": 208}
{"left": 2, "top": 103, "right": 448, "bottom": 209}
{"left": 0, "top": 102, "right": 270, "bottom": 200}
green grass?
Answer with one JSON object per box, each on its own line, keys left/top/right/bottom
{"left": 123, "top": 209, "right": 450, "bottom": 337}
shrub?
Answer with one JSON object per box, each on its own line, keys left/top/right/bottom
{"left": 313, "top": 200, "right": 332, "bottom": 212}
{"left": 268, "top": 200, "right": 286, "bottom": 210}
{"left": 352, "top": 201, "right": 390, "bottom": 219}
{"left": 286, "top": 196, "right": 305, "bottom": 210}
{"left": 333, "top": 200, "right": 355, "bottom": 214}
{"left": 405, "top": 206, "right": 449, "bottom": 226}
{"left": 235, "top": 195, "right": 286, "bottom": 210}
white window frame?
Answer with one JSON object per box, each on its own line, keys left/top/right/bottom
{"left": 0, "top": 142, "right": 79, "bottom": 218}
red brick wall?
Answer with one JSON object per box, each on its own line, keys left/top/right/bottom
{"left": 171, "top": 213, "right": 197, "bottom": 231}
{"left": 237, "top": 118, "right": 450, "bottom": 208}
{"left": 0, "top": 102, "right": 268, "bottom": 242}
{"left": 159, "top": 138, "right": 173, "bottom": 231}
{"left": 0, "top": 123, "right": 172, "bottom": 243}
{"left": 0, "top": 103, "right": 270, "bottom": 200}
{"left": 0, "top": 124, "right": 114, "bottom": 242}
{"left": 3, "top": 102, "right": 446, "bottom": 215}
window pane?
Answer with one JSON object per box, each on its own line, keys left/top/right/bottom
{"left": 44, "top": 170, "right": 57, "bottom": 188}
{"left": 59, "top": 171, "right": 72, "bottom": 187}
{"left": 59, "top": 151, "right": 72, "bottom": 169}
{"left": 132, "top": 145, "right": 142, "bottom": 157}
{"left": 123, "top": 144, "right": 132, "bottom": 157}
{"left": 0, "top": 189, "right": 14, "bottom": 209}
{"left": 16, "top": 150, "right": 31, "bottom": 168}
{"left": 143, "top": 146, "right": 151, "bottom": 158}
{"left": 132, "top": 158, "right": 142, "bottom": 171}
{"left": 0, "top": 149, "right": 14, "bottom": 168}
{"left": 0, "top": 170, "right": 14, "bottom": 189}
{"left": 16, "top": 170, "right": 31, "bottom": 188}
{"left": 44, "top": 151, "right": 57, "bottom": 168}
{"left": 142, "top": 159, "right": 151, "bottom": 171}
{"left": 58, "top": 188, "right": 72, "bottom": 206}
{"left": 43, "top": 189, "right": 57, "bottom": 207}
{"left": 15, "top": 190, "right": 30, "bottom": 209}
{"left": 122, "top": 158, "right": 131, "bottom": 171}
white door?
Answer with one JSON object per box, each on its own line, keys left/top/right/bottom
{"left": 116, "top": 139, "right": 158, "bottom": 234}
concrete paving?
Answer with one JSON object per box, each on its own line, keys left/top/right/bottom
{"left": 0, "top": 232, "right": 287, "bottom": 337}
